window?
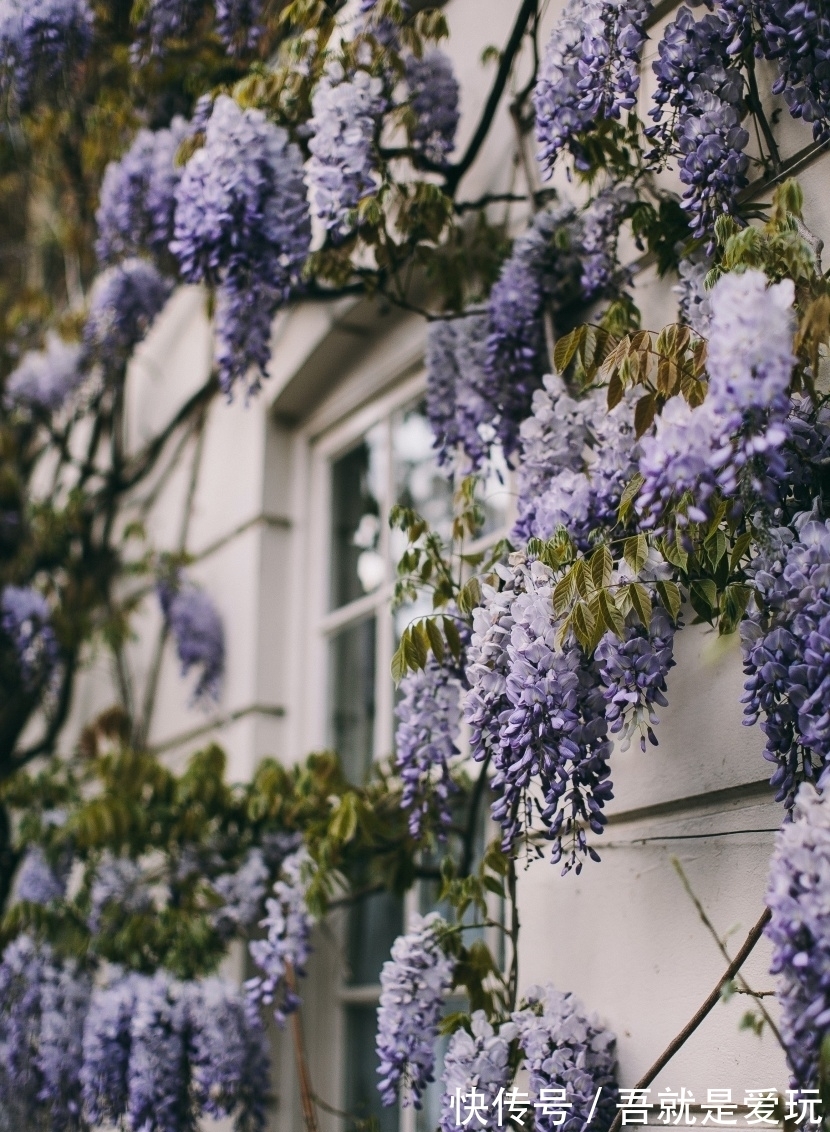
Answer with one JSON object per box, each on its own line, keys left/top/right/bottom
{"left": 308, "top": 373, "right": 512, "bottom": 1132}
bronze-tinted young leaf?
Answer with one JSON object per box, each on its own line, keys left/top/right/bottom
{"left": 607, "top": 370, "right": 624, "bottom": 410}
{"left": 553, "top": 326, "right": 584, "bottom": 374}
{"left": 634, "top": 391, "right": 657, "bottom": 438}
{"left": 623, "top": 534, "right": 648, "bottom": 575}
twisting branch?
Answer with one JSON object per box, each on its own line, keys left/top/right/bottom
{"left": 444, "top": 0, "right": 539, "bottom": 193}
{"left": 286, "top": 964, "right": 320, "bottom": 1132}
{"left": 606, "top": 907, "right": 772, "bottom": 1132}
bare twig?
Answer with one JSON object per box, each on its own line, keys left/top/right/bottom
{"left": 286, "top": 964, "right": 320, "bottom": 1132}
{"left": 605, "top": 907, "right": 772, "bottom": 1132}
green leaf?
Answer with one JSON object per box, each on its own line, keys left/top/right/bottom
{"left": 729, "top": 532, "right": 753, "bottom": 572}
{"left": 553, "top": 570, "right": 575, "bottom": 615}
{"left": 457, "top": 578, "right": 482, "bottom": 616}
{"left": 425, "top": 619, "right": 445, "bottom": 663}
{"left": 656, "top": 580, "right": 682, "bottom": 622}
{"left": 618, "top": 473, "right": 645, "bottom": 523}
{"left": 402, "top": 628, "right": 427, "bottom": 671}
{"left": 598, "top": 590, "right": 626, "bottom": 638}
{"left": 634, "top": 392, "right": 657, "bottom": 438}
{"left": 572, "top": 601, "right": 596, "bottom": 651}
{"left": 690, "top": 579, "right": 718, "bottom": 622}
{"left": 590, "top": 545, "right": 613, "bottom": 590}
{"left": 482, "top": 875, "right": 505, "bottom": 898}
{"left": 623, "top": 534, "right": 648, "bottom": 575}
{"left": 628, "top": 581, "right": 652, "bottom": 627}
{"left": 443, "top": 616, "right": 462, "bottom": 661}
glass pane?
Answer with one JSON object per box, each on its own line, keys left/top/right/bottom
{"left": 391, "top": 401, "right": 453, "bottom": 563}
{"left": 345, "top": 1005, "right": 399, "bottom": 1132}
{"left": 328, "top": 617, "right": 376, "bottom": 784}
{"left": 330, "top": 423, "right": 386, "bottom": 610}
{"left": 347, "top": 889, "right": 403, "bottom": 986}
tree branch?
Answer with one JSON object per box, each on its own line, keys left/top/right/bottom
{"left": 606, "top": 906, "right": 772, "bottom": 1132}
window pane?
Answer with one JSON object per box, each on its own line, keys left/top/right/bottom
{"left": 344, "top": 1005, "right": 399, "bottom": 1132}
{"left": 347, "top": 889, "right": 403, "bottom": 987}
{"left": 328, "top": 617, "right": 376, "bottom": 784}
{"left": 391, "top": 402, "right": 453, "bottom": 563}
{"left": 330, "top": 424, "right": 386, "bottom": 610}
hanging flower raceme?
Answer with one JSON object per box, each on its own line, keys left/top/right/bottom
{"left": 513, "top": 374, "right": 639, "bottom": 550}
{"left": 465, "top": 556, "right": 614, "bottom": 873}
{"left": 766, "top": 774, "right": 830, "bottom": 1091}
{"left": 4, "top": 333, "right": 84, "bottom": 415}
{"left": 81, "top": 973, "right": 139, "bottom": 1126}
{"left": 514, "top": 984, "right": 619, "bottom": 1132}
{"left": 395, "top": 652, "right": 467, "bottom": 837}
{"left": 483, "top": 205, "right": 583, "bottom": 460}
{"left": 247, "top": 848, "right": 314, "bottom": 1026}
{"left": 0, "top": 584, "right": 58, "bottom": 688}
{"left": 96, "top": 119, "right": 189, "bottom": 266}
{"left": 84, "top": 259, "right": 173, "bottom": 373}
{"left": 88, "top": 854, "right": 154, "bottom": 932}
{"left": 0, "top": 934, "right": 91, "bottom": 1131}
{"left": 637, "top": 269, "right": 796, "bottom": 529}
{"left": 214, "top": 0, "right": 266, "bottom": 54}
{"left": 580, "top": 186, "right": 637, "bottom": 299}
{"left": 439, "top": 1011, "right": 517, "bottom": 1132}
{"left": 534, "top": 0, "right": 652, "bottom": 174}
{"left": 306, "top": 63, "right": 388, "bottom": 238}
{"left": 648, "top": 6, "right": 749, "bottom": 238}
{"left": 377, "top": 912, "right": 455, "bottom": 1109}
{"left": 14, "top": 845, "right": 68, "bottom": 905}
{"left": 210, "top": 847, "right": 271, "bottom": 939}
{"left": 742, "top": 517, "right": 830, "bottom": 809}
{"left": 404, "top": 50, "right": 460, "bottom": 165}
{"left": 675, "top": 251, "right": 713, "bottom": 338}
{"left": 172, "top": 95, "right": 311, "bottom": 395}
{"left": 157, "top": 577, "right": 225, "bottom": 705}
{"left": 133, "top": 0, "right": 203, "bottom": 56}
{"left": 425, "top": 313, "right": 492, "bottom": 473}
{"left": 756, "top": 0, "right": 830, "bottom": 144}
{"left": 0, "top": 0, "right": 94, "bottom": 110}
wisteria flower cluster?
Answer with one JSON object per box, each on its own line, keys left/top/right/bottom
{"left": 395, "top": 653, "right": 466, "bottom": 837}
{"left": 534, "top": 0, "right": 653, "bottom": 173}
{"left": 674, "top": 251, "right": 713, "bottom": 338}
{"left": 14, "top": 845, "right": 68, "bottom": 905}
{"left": 247, "top": 848, "right": 314, "bottom": 1026}
{"left": 157, "top": 577, "right": 225, "bottom": 705}
{"left": 513, "top": 373, "right": 638, "bottom": 549}
{"left": 210, "top": 847, "right": 271, "bottom": 939}
{"left": 766, "top": 774, "right": 830, "bottom": 1091}
{"left": 439, "top": 1011, "right": 517, "bottom": 1132}
{"left": 742, "top": 517, "right": 830, "bottom": 810}
{"left": 88, "top": 854, "right": 154, "bottom": 932}
{"left": 425, "top": 313, "right": 495, "bottom": 473}
{"left": 96, "top": 119, "right": 190, "bottom": 266}
{"left": 0, "top": 584, "right": 58, "bottom": 687}
{"left": 4, "top": 333, "right": 84, "bottom": 415}
{"left": 514, "top": 984, "right": 619, "bottom": 1132}
{"left": 648, "top": 6, "right": 748, "bottom": 239}
{"left": 377, "top": 912, "right": 455, "bottom": 1108}
{"left": 133, "top": 0, "right": 204, "bottom": 57}
{"left": 84, "top": 259, "right": 173, "bottom": 373}
{"left": 0, "top": 0, "right": 93, "bottom": 110}
{"left": 0, "top": 935, "right": 90, "bottom": 1130}
{"left": 404, "top": 50, "right": 460, "bottom": 166}
{"left": 172, "top": 95, "right": 311, "bottom": 394}
{"left": 758, "top": 0, "right": 830, "bottom": 143}
{"left": 637, "top": 269, "right": 796, "bottom": 529}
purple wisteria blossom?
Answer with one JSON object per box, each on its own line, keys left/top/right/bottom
{"left": 172, "top": 95, "right": 310, "bottom": 394}
{"left": 247, "top": 849, "right": 314, "bottom": 1026}
{"left": 742, "top": 517, "right": 830, "bottom": 809}
{"left": 84, "top": 259, "right": 173, "bottom": 371}
{"left": 484, "top": 205, "right": 583, "bottom": 459}
{"left": 210, "top": 847, "right": 271, "bottom": 939}
{"left": 215, "top": 0, "right": 265, "bottom": 54}
{"left": 465, "top": 556, "right": 614, "bottom": 873}
{"left": 81, "top": 974, "right": 139, "bottom": 1126}
{"left": 0, "top": 0, "right": 94, "bottom": 110}
{"left": 514, "top": 374, "right": 638, "bottom": 549}
{"left": 158, "top": 579, "right": 225, "bottom": 705}
{"left": 534, "top": 0, "right": 652, "bottom": 174}
{"left": 514, "top": 984, "right": 618, "bottom": 1132}
{"left": 674, "top": 251, "right": 713, "bottom": 337}
{"left": 405, "top": 50, "right": 460, "bottom": 165}
{"left": 96, "top": 119, "right": 189, "bottom": 265}
{"left": 637, "top": 270, "right": 796, "bottom": 528}
{"left": 757, "top": 0, "right": 830, "bottom": 143}
{"left": 133, "top": 0, "right": 203, "bottom": 56}
{"left": 188, "top": 978, "right": 270, "bottom": 1128}
{"left": 580, "top": 186, "right": 637, "bottom": 298}
{"left": 439, "top": 1012, "right": 516, "bottom": 1132}
{"left": 1, "top": 584, "right": 58, "bottom": 687}
{"left": 395, "top": 655, "right": 465, "bottom": 838}
{"left": 88, "top": 855, "right": 154, "bottom": 932}
{"left": 14, "top": 846, "right": 67, "bottom": 904}
{"left": 306, "top": 64, "right": 387, "bottom": 237}
{"left": 376, "top": 912, "right": 454, "bottom": 1109}
{"left": 425, "top": 313, "right": 492, "bottom": 473}
{"left": 5, "top": 334, "right": 84, "bottom": 414}
{"left": 0, "top": 935, "right": 90, "bottom": 1131}
{"left": 127, "top": 972, "right": 189, "bottom": 1132}
{"left": 766, "top": 774, "right": 830, "bottom": 1091}
{"left": 648, "top": 6, "right": 749, "bottom": 239}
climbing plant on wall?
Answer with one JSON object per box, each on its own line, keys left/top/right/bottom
{"left": 3, "top": 0, "right": 830, "bottom": 1128}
